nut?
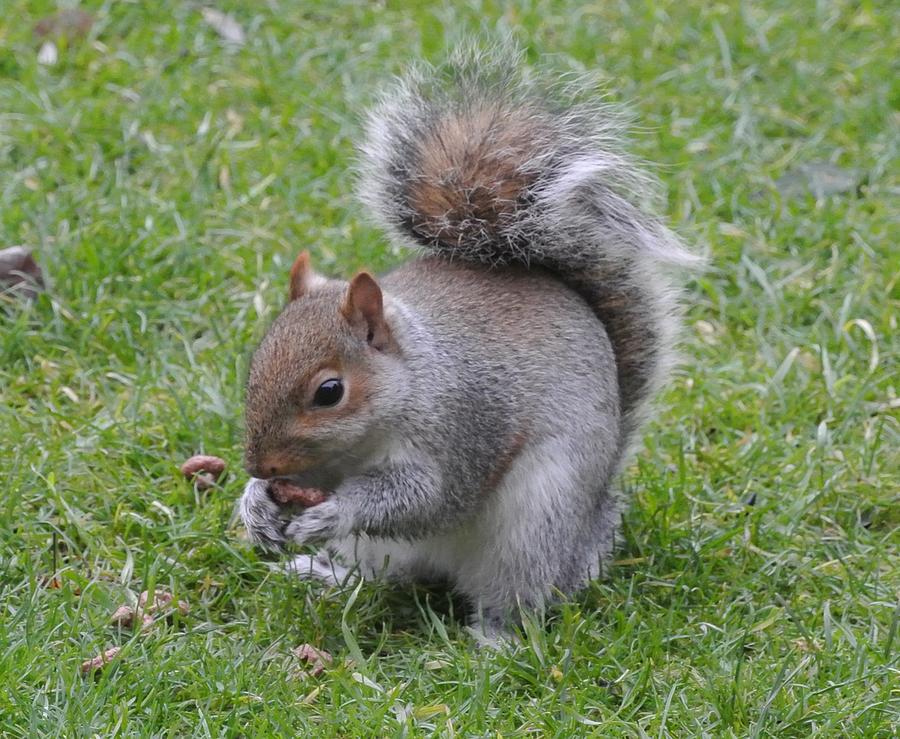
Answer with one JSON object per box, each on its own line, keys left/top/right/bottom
{"left": 292, "top": 644, "right": 333, "bottom": 677}
{"left": 110, "top": 605, "right": 136, "bottom": 627}
{"left": 180, "top": 455, "right": 227, "bottom": 489}
{"left": 269, "top": 480, "right": 327, "bottom": 507}
{"left": 111, "top": 590, "right": 187, "bottom": 629}
{"left": 138, "top": 589, "right": 173, "bottom": 613}
{"left": 80, "top": 647, "right": 121, "bottom": 674}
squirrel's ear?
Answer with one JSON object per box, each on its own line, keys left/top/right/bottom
{"left": 341, "top": 272, "right": 392, "bottom": 351}
{"left": 288, "top": 251, "right": 320, "bottom": 301}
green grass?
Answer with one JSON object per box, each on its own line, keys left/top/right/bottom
{"left": 1, "top": 0, "right": 897, "bottom": 735}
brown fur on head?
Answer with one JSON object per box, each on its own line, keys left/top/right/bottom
{"left": 244, "top": 254, "right": 403, "bottom": 489}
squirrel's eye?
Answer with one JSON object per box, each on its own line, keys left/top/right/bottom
{"left": 313, "top": 378, "right": 344, "bottom": 407}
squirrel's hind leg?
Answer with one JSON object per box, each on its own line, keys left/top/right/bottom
{"left": 455, "top": 434, "right": 620, "bottom": 625}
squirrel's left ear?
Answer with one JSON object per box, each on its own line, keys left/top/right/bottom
{"left": 341, "top": 272, "right": 392, "bottom": 351}
{"left": 289, "top": 251, "right": 324, "bottom": 301}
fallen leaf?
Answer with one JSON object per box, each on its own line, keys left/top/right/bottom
{"left": 292, "top": 644, "right": 333, "bottom": 677}
{"left": 80, "top": 646, "right": 121, "bottom": 674}
{"left": 201, "top": 8, "right": 246, "bottom": 46}
{"left": 33, "top": 10, "right": 94, "bottom": 40}
{"left": 0, "top": 246, "right": 44, "bottom": 298}
{"left": 40, "top": 575, "right": 62, "bottom": 589}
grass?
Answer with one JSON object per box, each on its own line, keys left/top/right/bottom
{"left": 1, "top": 0, "right": 897, "bottom": 735}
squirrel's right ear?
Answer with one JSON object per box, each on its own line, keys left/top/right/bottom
{"left": 341, "top": 272, "right": 393, "bottom": 351}
{"left": 288, "top": 251, "right": 322, "bottom": 301}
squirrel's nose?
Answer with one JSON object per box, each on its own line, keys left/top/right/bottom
{"left": 246, "top": 452, "right": 306, "bottom": 480}
{"left": 247, "top": 460, "right": 283, "bottom": 480}
{"left": 244, "top": 451, "right": 276, "bottom": 479}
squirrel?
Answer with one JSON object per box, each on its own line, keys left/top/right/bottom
{"left": 238, "top": 45, "right": 699, "bottom": 637}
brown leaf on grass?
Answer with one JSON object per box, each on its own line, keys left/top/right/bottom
{"left": 180, "top": 455, "right": 227, "bottom": 489}
{"left": 292, "top": 644, "right": 333, "bottom": 677}
{"left": 39, "top": 574, "right": 82, "bottom": 594}
{"left": 33, "top": 9, "right": 95, "bottom": 40}
{"left": 201, "top": 8, "right": 246, "bottom": 46}
{"left": 80, "top": 646, "right": 121, "bottom": 674}
{"left": 0, "top": 247, "right": 44, "bottom": 298}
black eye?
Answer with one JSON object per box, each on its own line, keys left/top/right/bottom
{"left": 313, "top": 379, "right": 344, "bottom": 407}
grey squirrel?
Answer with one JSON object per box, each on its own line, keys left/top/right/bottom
{"left": 239, "top": 46, "right": 699, "bottom": 636}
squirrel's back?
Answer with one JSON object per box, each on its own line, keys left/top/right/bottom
{"left": 383, "top": 255, "right": 614, "bottom": 384}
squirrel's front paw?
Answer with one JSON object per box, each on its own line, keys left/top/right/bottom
{"left": 284, "top": 499, "right": 348, "bottom": 546}
{"left": 239, "top": 478, "right": 287, "bottom": 551}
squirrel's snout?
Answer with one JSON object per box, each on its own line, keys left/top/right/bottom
{"left": 243, "top": 452, "right": 271, "bottom": 480}
{"left": 243, "top": 446, "right": 281, "bottom": 479}
{"left": 245, "top": 446, "right": 316, "bottom": 481}
{"left": 246, "top": 458, "right": 289, "bottom": 480}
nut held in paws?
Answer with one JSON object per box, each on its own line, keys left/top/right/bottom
{"left": 180, "top": 455, "right": 227, "bottom": 489}
{"left": 269, "top": 479, "right": 327, "bottom": 507}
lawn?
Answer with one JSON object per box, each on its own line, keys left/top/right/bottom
{"left": 1, "top": 0, "right": 897, "bottom": 735}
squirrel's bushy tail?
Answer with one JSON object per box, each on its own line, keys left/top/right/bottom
{"left": 358, "top": 44, "right": 700, "bottom": 450}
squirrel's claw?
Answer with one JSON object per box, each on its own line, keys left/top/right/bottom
{"left": 239, "top": 477, "right": 288, "bottom": 551}
{"left": 284, "top": 500, "right": 345, "bottom": 546}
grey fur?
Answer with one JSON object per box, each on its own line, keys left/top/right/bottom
{"left": 239, "top": 45, "right": 698, "bottom": 631}
{"left": 358, "top": 42, "right": 700, "bottom": 449}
